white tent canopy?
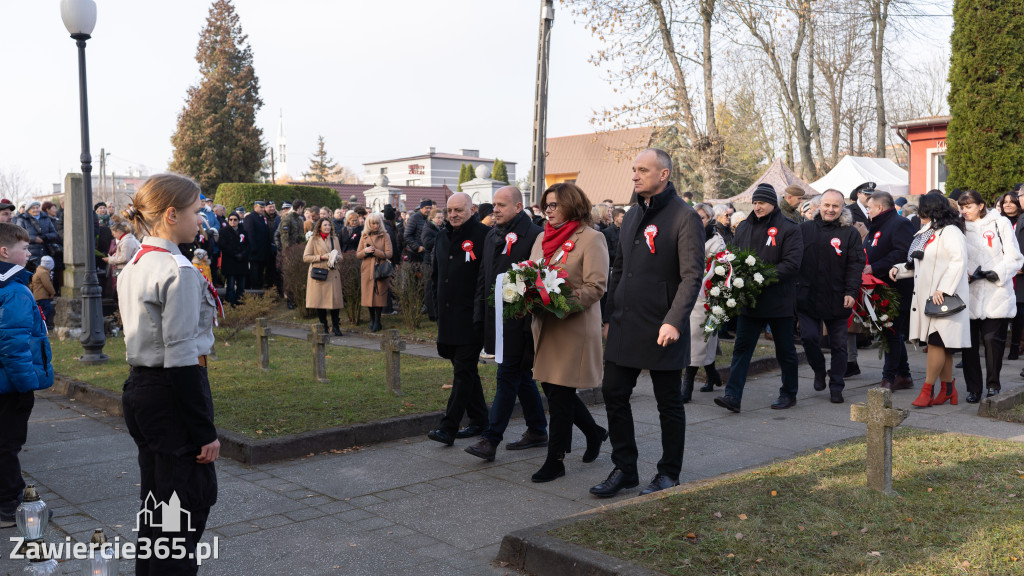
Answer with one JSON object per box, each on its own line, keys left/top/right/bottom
{"left": 810, "top": 156, "right": 909, "bottom": 196}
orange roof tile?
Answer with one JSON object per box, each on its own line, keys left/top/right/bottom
{"left": 545, "top": 128, "right": 653, "bottom": 205}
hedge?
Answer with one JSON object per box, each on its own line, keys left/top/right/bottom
{"left": 213, "top": 183, "right": 344, "bottom": 213}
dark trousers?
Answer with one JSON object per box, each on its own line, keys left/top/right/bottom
{"left": 225, "top": 275, "right": 246, "bottom": 305}
{"left": 1010, "top": 307, "right": 1024, "bottom": 354}
{"left": 209, "top": 252, "right": 221, "bottom": 286}
{"left": 37, "top": 298, "right": 55, "bottom": 329}
{"left": 541, "top": 383, "right": 601, "bottom": 458}
{"left": 602, "top": 362, "right": 685, "bottom": 479}
{"left": 265, "top": 252, "right": 281, "bottom": 294}
{"left": 483, "top": 356, "right": 547, "bottom": 444}
{"left": 249, "top": 260, "right": 266, "bottom": 289}
{"left": 882, "top": 329, "right": 911, "bottom": 382}
{"left": 317, "top": 308, "right": 340, "bottom": 329}
{"left": 0, "top": 391, "right": 34, "bottom": 518}
{"left": 437, "top": 343, "right": 488, "bottom": 434}
{"left": 798, "top": 312, "right": 848, "bottom": 390}
{"left": 122, "top": 367, "right": 217, "bottom": 576}
{"left": 963, "top": 318, "right": 1008, "bottom": 395}
{"left": 724, "top": 315, "right": 800, "bottom": 403}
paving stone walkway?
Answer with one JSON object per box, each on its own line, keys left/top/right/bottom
{"left": 3, "top": 346, "right": 1022, "bottom": 575}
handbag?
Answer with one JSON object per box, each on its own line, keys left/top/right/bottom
{"left": 309, "top": 235, "right": 335, "bottom": 281}
{"left": 374, "top": 259, "right": 394, "bottom": 280}
{"left": 924, "top": 294, "right": 965, "bottom": 317}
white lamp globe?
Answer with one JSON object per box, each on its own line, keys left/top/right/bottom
{"left": 60, "top": 0, "right": 97, "bottom": 37}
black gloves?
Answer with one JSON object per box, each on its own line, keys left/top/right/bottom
{"left": 969, "top": 266, "right": 999, "bottom": 283}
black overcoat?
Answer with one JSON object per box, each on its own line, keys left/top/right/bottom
{"left": 218, "top": 225, "right": 251, "bottom": 277}
{"left": 432, "top": 216, "right": 489, "bottom": 346}
{"left": 796, "top": 213, "right": 865, "bottom": 320}
{"left": 863, "top": 208, "right": 915, "bottom": 287}
{"left": 733, "top": 206, "right": 803, "bottom": 318}
{"left": 242, "top": 212, "right": 271, "bottom": 262}
{"left": 604, "top": 183, "right": 705, "bottom": 371}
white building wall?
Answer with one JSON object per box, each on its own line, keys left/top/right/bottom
{"left": 364, "top": 156, "right": 516, "bottom": 189}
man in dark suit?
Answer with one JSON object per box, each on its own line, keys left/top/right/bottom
{"left": 427, "top": 193, "right": 491, "bottom": 446}
{"left": 464, "top": 186, "right": 548, "bottom": 461}
{"left": 591, "top": 149, "right": 705, "bottom": 498}
{"left": 242, "top": 200, "right": 271, "bottom": 289}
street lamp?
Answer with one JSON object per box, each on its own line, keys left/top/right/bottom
{"left": 61, "top": 0, "right": 107, "bottom": 365}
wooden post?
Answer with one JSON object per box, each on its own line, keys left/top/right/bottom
{"left": 850, "top": 388, "right": 908, "bottom": 495}
{"left": 380, "top": 329, "right": 406, "bottom": 396}
{"left": 255, "top": 318, "right": 271, "bottom": 371}
{"left": 308, "top": 324, "right": 330, "bottom": 384}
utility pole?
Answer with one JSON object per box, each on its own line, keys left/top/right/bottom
{"left": 529, "top": 0, "right": 554, "bottom": 208}
{"left": 98, "top": 147, "right": 105, "bottom": 205}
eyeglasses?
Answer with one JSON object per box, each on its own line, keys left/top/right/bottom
{"left": 544, "top": 202, "right": 559, "bottom": 212}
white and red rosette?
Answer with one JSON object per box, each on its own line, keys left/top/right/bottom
{"left": 644, "top": 224, "right": 658, "bottom": 254}
{"left": 557, "top": 240, "right": 575, "bottom": 264}
{"left": 766, "top": 227, "right": 778, "bottom": 246}
{"left": 502, "top": 232, "right": 518, "bottom": 255}
{"left": 462, "top": 240, "right": 476, "bottom": 262}
{"left": 830, "top": 237, "right": 842, "bottom": 255}
{"left": 871, "top": 231, "right": 881, "bottom": 247}
{"left": 983, "top": 230, "right": 996, "bottom": 248}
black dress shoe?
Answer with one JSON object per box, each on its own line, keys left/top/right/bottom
{"left": 455, "top": 425, "right": 484, "bottom": 439}
{"left": 465, "top": 438, "right": 497, "bottom": 461}
{"left": 845, "top": 362, "right": 861, "bottom": 378}
{"left": 531, "top": 457, "right": 565, "bottom": 483}
{"left": 506, "top": 430, "right": 548, "bottom": 450}
{"left": 589, "top": 468, "right": 640, "bottom": 498}
{"left": 965, "top": 392, "right": 981, "bottom": 404}
{"left": 955, "top": 360, "right": 963, "bottom": 369}
{"left": 714, "top": 395, "right": 741, "bottom": 413}
{"left": 427, "top": 429, "right": 455, "bottom": 446}
{"left": 987, "top": 388, "right": 1000, "bottom": 397}
{"left": 582, "top": 426, "right": 608, "bottom": 463}
{"left": 829, "top": 387, "right": 844, "bottom": 404}
{"left": 699, "top": 382, "right": 715, "bottom": 392}
{"left": 813, "top": 372, "right": 826, "bottom": 392}
{"left": 332, "top": 326, "right": 343, "bottom": 337}
{"left": 771, "top": 395, "right": 797, "bottom": 410}
{"left": 639, "top": 473, "right": 680, "bottom": 496}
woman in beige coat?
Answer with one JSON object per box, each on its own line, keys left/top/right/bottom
{"left": 529, "top": 182, "right": 609, "bottom": 483}
{"left": 356, "top": 213, "right": 393, "bottom": 333}
{"left": 304, "top": 217, "right": 345, "bottom": 336}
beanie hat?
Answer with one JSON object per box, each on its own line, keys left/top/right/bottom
{"left": 751, "top": 183, "right": 778, "bottom": 206}
{"left": 383, "top": 205, "right": 397, "bottom": 221}
{"left": 477, "top": 203, "right": 494, "bottom": 221}
{"left": 40, "top": 256, "right": 55, "bottom": 270}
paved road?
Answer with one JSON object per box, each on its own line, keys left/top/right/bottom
{"left": 2, "top": 347, "right": 1022, "bottom": 575}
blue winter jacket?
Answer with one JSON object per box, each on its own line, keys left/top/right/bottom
{"left": 0, "top": 261, "right": 53, "bottom": 394}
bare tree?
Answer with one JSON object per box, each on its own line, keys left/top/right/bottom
{"left": 0, "top": 167, "right": 32, "bottom": 207}
{"left": 813, "top": 0, "right": 867, "bottom": 167}
{"left": 862, "top": 0, "right": 892, "bottom": 157}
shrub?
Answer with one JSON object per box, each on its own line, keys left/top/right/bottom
{"left": 281, "top": 244, "right": 313, "bottom": 318}
{"left": 392, "top": 263, "right": 426, "bottom": 330}
{"left": 213, "top": 183, "right": 343, "bottom": 213}
{"left": 337, "top": 255, "right": 363, "bottom": 325}
{"left": 220, "top": 291, "right": 279, "bottom": 341}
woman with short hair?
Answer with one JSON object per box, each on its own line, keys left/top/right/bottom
{"left": 304, "top": 217, "right": 345, "bottom": 336}
{"left": 341, "top": 211, "right": 363, "bottom": 253}
{"left": 357, "top": 213, "right": 393, "bottom": 332}
{"left": 218, "top": 212, "right": 250, "bottom": 305}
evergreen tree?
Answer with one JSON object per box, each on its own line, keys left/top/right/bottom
{"left": 170, "top": 0, "right": 264, "bottom": 195}
{"left": 304, "top": 135, "right": 338, "bottom": 183}
{"left": 947, "top": 0, "right": 1024, "bottom": 202}
{"left": 492, "top": 159, "right": 509, "bottom": 183}
{"left": 457, "top": 163, "right": 469, "bottom": 191}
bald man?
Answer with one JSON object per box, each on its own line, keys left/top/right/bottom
{"left": 427, "top": 193, "right": 491, "bottom": 446}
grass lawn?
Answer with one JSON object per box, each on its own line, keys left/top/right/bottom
{"left": 268, "top": 303, "right": 439, "bottom": 341}
{"left": 995, "top": 402, "right": 1024, "bottom": 424}
{"left": 50, "top": 329, "right": 497, "bottom": 439}
{"left": 553, "top": 429, "right": 1024, "bottom": 575}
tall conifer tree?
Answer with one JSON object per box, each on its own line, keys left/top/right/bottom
{"left": 304, "top": 135, "right": 338, "bottom": 183}
{"left": 170, "top": 0, "right": 264, "bottom": 196}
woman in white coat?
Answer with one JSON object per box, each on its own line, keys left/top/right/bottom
{"left": 890, "top": 192, "right": 970, "bottom": 408}
{"left": 684, "top": 203, "right": 727, "bottom": 401}
{"left": 958, "top": 191, "right": 1023, "bottom": 402}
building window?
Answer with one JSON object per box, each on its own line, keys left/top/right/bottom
{"left": 406, "top": 180, "right": 420, "bottom": 186}
{"left": 380, "top": 167, "right": 388, "bottom": 175}
{"left": 932, "top": 153, "right": 947, "bottom": 192}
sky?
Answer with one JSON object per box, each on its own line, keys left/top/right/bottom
{"left": 1, "top": 1, "right": 953, "bottom": 199}
{"left": 2, "top": 0, "right": 622, "bottom": 197}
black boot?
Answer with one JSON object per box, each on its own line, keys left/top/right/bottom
{"left": 682, "top": 366, "right": 698, "bottom": 403}
{"left": 373, "top": 308, "right": 383, "bottom": 332}
{"left": 531, "top": 453, "right": 566, "bottom": 483}
{"left": 700, "top": 363, "right": 721, "bottom": 392}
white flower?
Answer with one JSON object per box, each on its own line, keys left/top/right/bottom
{"left": 879, "top": 314, "right": 888, "bottom": 321}
{"left": 726, "top": 298, "right": 737, "bottom": 308}
{"left": 754, "top": 273, "right": 764, "bottom": 284}
{"left": 502, "top": 282, "right": 519, "bottom": 303}
{"left": 726, "top": 253, "right": 736, "bottom": 262}
{"left": 305, "top": 230, "right": 314, "bottom": 241}
{"left": 704, "top": 325, "right": 715, "bottom": 333}
{"left": 885, "top": 322, "right": 893, "bottom": 328}
{"left": 515, "top": 279, "right": 527, "bottom": 295}
{"left": 733, "top": 278, "right": 745, "bottom": 289}
{"left": 709, "top": 287, "right": 721, "bottom": 297}
{"left": 541, "top": 270, "right": 566, "bottom": 295}
{"left": 711, "top": 306, "right": 725, "bottom": 316}
{"left": 714, "top": 266, "right": 726, "bottom": 276}
{"left": 745, "top": 255, "right": 756, "bottom": 266}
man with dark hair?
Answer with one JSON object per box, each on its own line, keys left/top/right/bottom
{"left": 714, "top": 183, "right": 803, "bottom": 413}
{"left": 243, "top": 200, "right": 271, "bottom": 289}
{"left": 277, "top": 199, "right": 306, "bottom": 309}
{"left": 404, "top": 199, "right": 433, "bottom": 262}
{"left": 865, "top": 190, "right": 916, "bottom": 392}
{"left": 593, "top": 148, "right": 705, "bottom": 498}
{"left": 681, "top": 191, "right": 694, "bottom": 205}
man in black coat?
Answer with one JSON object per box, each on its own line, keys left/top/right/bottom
{"left": 242, "top": 201, "right": 271, "bottom": 289}
{"left": 592, "top": 149, "right": 705, "bottom": 498}
{"left": 864, "top": 191, "right": 916, "bottom": 392}
{"left": 426, "top": 193, "right": 490, "bottom": 446}
{"left": 715, "top": 183, "right": 803, "bottom": 413}
{"left": 464, "top": 186, "right": 548, "bottom": 461}
{"left": 404, "top": 199, "right": 433, "bottom": 262}
{"left": 599, "top": 208, "right": 625, "bottom": 319}
{"left": 849, "top": 182, "right": 874, "bottom": 226}
{"left": 796, "top": 190, "right": 865, "bottom": 404}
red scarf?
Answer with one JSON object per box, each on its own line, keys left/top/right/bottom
{"left": 542, "top": 220, "right": 579, "bottom": 261}
{"left": 320, "top": 232, "right": 329, "bottom": 240}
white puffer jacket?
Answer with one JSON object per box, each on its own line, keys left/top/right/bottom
{"left": 965, "top": 210, "right": 1024, "bottom": 320}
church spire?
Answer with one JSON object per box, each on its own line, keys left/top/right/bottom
{"left": 276, "top": 109, "right": 288, "bottom": 180}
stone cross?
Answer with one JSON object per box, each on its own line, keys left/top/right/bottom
{"left": 254, "top": 318, "right": 271, "bottom": 371}
{"left": 850, "top": 388, "right": 908, "bottom": 495}
{"left": 307, "top": 325, "right": 331, "bottom": 383}
{"left": 380, "top": 329, "right": 406, "bottom": 396}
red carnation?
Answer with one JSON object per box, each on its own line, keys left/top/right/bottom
{"left": 880, "top": 299, "right": 890, "bottom": 307}
{"left": 872, "top": 294, "right": 881, "bottom": 301}
{"left": 705, "top": 279, "right": 713, "bottom": 289}
{"left": 704, "top": 303, "right": 710, "bottom": 311}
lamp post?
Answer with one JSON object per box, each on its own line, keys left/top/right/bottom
{"left": 529, "top": 0, "right": 554, "bottom": 207}
{"left": 61, "top": 0, "right": 107, "bottom": 365}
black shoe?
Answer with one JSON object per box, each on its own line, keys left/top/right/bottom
{"left": 829, "top": 387, "right": 844, "bottom": 404}
{"left": 955, "top": 360, "right": 963, "bottom": 369}
{"left": 531, "top": 457, "right": 566, "bottom": 483}
{"left": 714, "top": 395, "right": 741, "bottom": 413}
{"left": 1009, "top": 350, "right": 1020, "bottom": 360}
{"left": 589, "top": 468, "right": 640, "bottom": 498}
{"left": 427, "top": 429, "right": 455, "bottom": 446}
{"left": 987, "top": 388, "right": 1000, "bottom": 397}
{"left": 682, "top": 367, "right": 697, "bottom": 404}
{"left": 699, "top": 382, "right": 715, "bottom": 393}
{"left": 506, "top": 430, "right": 548, "bottom": 451}
{"left": 582, "top": 426, "right": 608, "bottom": 463}
{"left": 966, "top": 392, "right": 981, "bottom": 404}
{"left": 813, "top": 371, "right": 826, "bottom": 391}
{"left": 455, "top": 425, "right": 484, "bottom": 439}
{"left": 332, "top": 326, "right": 343, "bottom": 337}
{"left": 286, "top": 301, "right": 296, "bottom": 310}
{"left": 465, "top": 438, "right": 497, "bottom": 461}
{"left": 639, "top": 473, "right": 679, "bottom": 496}
{"left": 771, "top": 395, "right": 797, "bottom": 410}
{"left": 845, "top": 362, "right": 861, "bottom": 378}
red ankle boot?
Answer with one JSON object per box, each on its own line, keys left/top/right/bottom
{"left": 930, "top": 379, "right": 958, "bottom": 406}
{"left": 911, "top": 382, "right": 935, "bottom": 408}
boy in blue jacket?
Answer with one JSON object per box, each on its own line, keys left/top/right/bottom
{"left": 0, "top": 223, "right": 53, "bottom": 528}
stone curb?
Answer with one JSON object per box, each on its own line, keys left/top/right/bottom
{"left": 977, "top": 386, "right": 1024, "bottom": 418}
{"left": 52, "top": 375, "right": 123, "bottom": 417}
